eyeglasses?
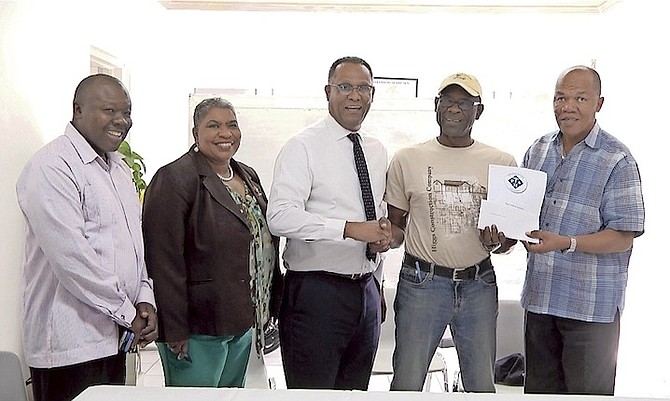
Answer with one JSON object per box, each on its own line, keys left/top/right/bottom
{"left": 437, "top": 96, "right": 481, "bottom": 111}
{"left": 328, "top": 83, "right": 374, "bottom": 96}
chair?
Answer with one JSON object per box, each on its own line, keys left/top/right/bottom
{"left": 0, "top": 351, "right": 29, "bottom": 401}
{"left": 494, "top": 299, "right": 525, "bottom": 394}
{"left": 437, "top": 327, "right": 460, "bottom": 392}
{"left": 496, "top": 299, "right": 525, "bottom": 360}
{"left": 125, "top": 348, "right": 140, "bottom": 385}
{"left": 371, "top": 286, "right": 446, "bottom": 391}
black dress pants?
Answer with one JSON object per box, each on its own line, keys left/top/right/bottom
{"left": 30, "top": 352, "right": 126, "bottom": 401}
{"left": 524, "top": 310, "right": 620, "bottom": 395}
{"left": 279, "top": 270, "right": 381, "bottom": 390}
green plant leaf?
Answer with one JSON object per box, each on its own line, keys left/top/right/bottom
{"left": 119, "top": 140, "right": 147, "bottom": 198}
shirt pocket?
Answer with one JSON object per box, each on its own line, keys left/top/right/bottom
{"left": 81, "top": 184, "right": 114, "bottom": 236}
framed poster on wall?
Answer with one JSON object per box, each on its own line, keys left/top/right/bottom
{"left": 373, "top": 77, "right": 418, "bottom": 98}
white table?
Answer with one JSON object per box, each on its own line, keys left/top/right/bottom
{"left": 73, "top": 385, "right": 664, "bottom": 401}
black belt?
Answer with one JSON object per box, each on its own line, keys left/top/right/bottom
{"left": 290, "top": 270, "right": 373, "bottom": 281}
{"left": 403, "top": 253, "right": 492, "bottom": 281}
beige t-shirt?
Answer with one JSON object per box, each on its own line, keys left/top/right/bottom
{"left": 385, "top": 138, "right": 516, "bottom": 268}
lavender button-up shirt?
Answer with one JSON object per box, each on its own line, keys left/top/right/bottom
{"left": 17, "top": 123, "right": 155, "bottom": 368}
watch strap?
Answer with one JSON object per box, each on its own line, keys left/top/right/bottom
{"left": 562, "top": 237, "right": 577, "bottom": 253}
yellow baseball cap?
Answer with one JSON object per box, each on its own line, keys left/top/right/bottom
{"left": 437, "top": 73, "right": 482, "bottom": 97}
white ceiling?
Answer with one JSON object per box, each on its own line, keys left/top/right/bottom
{"left": 159, "top": 0, "right": 622, "bottom": 13}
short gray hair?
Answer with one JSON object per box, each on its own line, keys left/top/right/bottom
{"left": 193, "top": 97, "right": 236, "bottom": 128}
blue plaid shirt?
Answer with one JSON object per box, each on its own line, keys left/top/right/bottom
{"left": 521, "top": 123, "right": 645, "bottom": 323}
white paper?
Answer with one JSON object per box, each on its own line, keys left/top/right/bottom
{"left": 244, "top": 329, "right": 269, "bottom": 389}
{"left": 477, "top": 165, "right": 547, "bottom": 243}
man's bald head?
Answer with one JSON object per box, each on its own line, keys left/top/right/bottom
{"left": 72, "top": 74, "right": 128, "bottom": 115}
{"left": 71, "top": 74, "right": 132, "bottom": 158}
{"left": 556, "top": 65, "right": 601, "bottom": 97}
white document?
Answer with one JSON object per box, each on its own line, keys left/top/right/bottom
{"left": 477, "top": 165, "right": 547, "bottom": 243}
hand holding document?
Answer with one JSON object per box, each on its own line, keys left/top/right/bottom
{"left": 477, "top": 165, "right": 547, "bottom": 243}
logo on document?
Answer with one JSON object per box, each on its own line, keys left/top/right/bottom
{"left": 505, "top": 173, "right": 527, "bottom": 194}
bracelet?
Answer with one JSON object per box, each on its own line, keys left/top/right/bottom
{"left": 482, "top": 243, "right": 501, "bottom": 253}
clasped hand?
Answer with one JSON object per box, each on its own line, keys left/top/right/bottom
{"left": 344, "top": 217, "right": 392, "bottom": 252}
{"left": 130, "top": 302, "right": 158, "bottom": 349}
{"left": 368, "top": 217, "right": 393, "bottom": 253}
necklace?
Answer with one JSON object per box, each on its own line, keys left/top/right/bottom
{"left": 561, "top": 147, "right": 569, "bottom": 160}
{"left": 216, "top": 165, "right": 234, "bottom": 182}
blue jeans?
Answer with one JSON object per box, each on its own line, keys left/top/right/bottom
{"left": 390, "top": 255, "right": 498, "bottom": 392}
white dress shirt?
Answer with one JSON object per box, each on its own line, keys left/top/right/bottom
{"left": 268, "top": 114, "right": 388, "bottom": 277}
{"left": 16, "top": 123, "right": 155, "bottom": 368}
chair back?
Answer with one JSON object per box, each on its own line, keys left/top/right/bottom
{"left": 372, "top": 286, "right": 397, "bottom": 375}
{"left": 373, "top": 286, "right": 445, "bottom": 377}
{"left": 0, "top": 351, "right": 28, "bottom": 401}
{"left": 496, "top": 299, "right": 525, "bottom": 360}
{"left": 378, "top": 286, "right": 397, "bottom": 350}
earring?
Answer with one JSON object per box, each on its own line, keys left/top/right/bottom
{"left": 194, "top": 144, "right": 199, "bottom": 152}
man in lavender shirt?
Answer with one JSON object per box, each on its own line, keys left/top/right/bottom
{"left": 16, "top": 74, "right": 158, "bottom": 401}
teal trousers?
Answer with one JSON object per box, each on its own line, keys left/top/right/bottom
{"left": 157, "top": 329, "right": 252, "bottom": 387}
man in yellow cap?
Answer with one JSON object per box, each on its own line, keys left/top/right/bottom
{"left": 385, "top": 72, "right": 517, "bottom": 392}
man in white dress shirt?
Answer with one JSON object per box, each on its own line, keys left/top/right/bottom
{"left": 16, "top": 74, "right": 157, "bottom": 401}
{"left": 267, "top": 56, "right": 391, "bottom": 390}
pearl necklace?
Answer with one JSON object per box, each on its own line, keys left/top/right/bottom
{"left": 216, "top": 165, "right": 234, "bottom": 182}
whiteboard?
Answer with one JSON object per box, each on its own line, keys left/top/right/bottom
{"left": 188, "top": 93, "right": 437, "bottom": 189}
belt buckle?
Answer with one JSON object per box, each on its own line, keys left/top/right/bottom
{"left": 452, "top": 269, "right": 467, "bottom": 282}
{"left": 451, "top": 267, "right": 469, "bottom": 281}
{"left": 350, "top": 272, "right": 364, "bottom": 280}
{"left": 453, "top": 263, "right": 482, "bottom": 281}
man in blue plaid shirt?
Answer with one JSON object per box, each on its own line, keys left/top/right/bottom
{"left": 521, "top": 65, "right": 645, "bottom": 395}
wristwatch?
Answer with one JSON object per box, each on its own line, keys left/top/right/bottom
{"left": 561, "top": 237, "right": 577, "bottom": 253}
{"left": 482, "top": 242, "right": 501, "bottom": 253}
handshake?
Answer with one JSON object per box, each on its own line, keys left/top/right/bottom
{"left": 344, "top": 217, "right": 394, "bottom": 253}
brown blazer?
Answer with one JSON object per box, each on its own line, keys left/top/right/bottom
{"left": 142, "top": 146, "right": 282, "bottom": 342}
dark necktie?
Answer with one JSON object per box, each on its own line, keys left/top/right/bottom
{"left": 348, "top": 133, "right": 377, "bottom": 261}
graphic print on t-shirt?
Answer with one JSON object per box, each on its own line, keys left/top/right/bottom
{"left": 425, "top": 166, "right": 486, "bottom": 252}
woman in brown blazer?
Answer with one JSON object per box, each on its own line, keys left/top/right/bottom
{"left": 142, "top": 97, "right": 282, "bottom": 388}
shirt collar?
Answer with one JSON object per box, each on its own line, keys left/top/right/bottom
{"left": 583, "top": 122, "right": 601, "bottom": 149}
{"left": 64, "top": 122, "right": 124, "bottom": 167}
{"left": 325, "top": 113, "right": 365, "bottom": 141}
{"left": 551, "top": 121, "right": 601, "bottom": 150}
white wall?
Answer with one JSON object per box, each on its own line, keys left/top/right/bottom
{"left": 594, "top": 1, "right": 669, "bottom": 395}
{"left": 123, "top": 6, "right": 609, "bottom": 178}
{"left": 1, "top": 0, "right": 667, "bottom": 396}
{"left": 0, "top": 1, "right": 88, "bottom": 384}
{"left": 0, "top": 0, "right": 166, "bottom": 390}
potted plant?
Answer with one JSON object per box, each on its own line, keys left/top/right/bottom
{"left": 118, "top": 140, "right": 147, "bottom": 201}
